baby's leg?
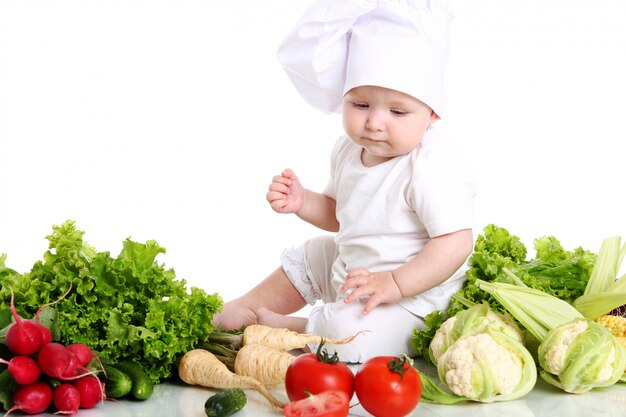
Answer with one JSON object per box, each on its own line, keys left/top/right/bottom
{"left": 256, "top": 307, "right": 307, "bottom": 333}
{"left": 305, "top": 300, "right": 424, "bottom": 363}
{"left": 212, "top": 266, "right": 307, "bottom": 330}
{"left": 214, "top": 236, "right": 336, "bottom": 331}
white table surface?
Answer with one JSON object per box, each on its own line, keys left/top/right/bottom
{"left": 28, "top": 359, "right": 626, "bottom": 417}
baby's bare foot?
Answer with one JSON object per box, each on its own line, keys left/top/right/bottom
{"left": 213, "top": 302, "right": 256, "bottom": 330}
{"left": 256, "top": 307, "right": 307, "bottom": 333}
{"left": 255, "top": 307, "right": 284, "bottom": 327}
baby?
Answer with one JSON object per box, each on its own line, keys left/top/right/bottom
{"left": 214, "top": 0, "right": 477, "bottom": 363}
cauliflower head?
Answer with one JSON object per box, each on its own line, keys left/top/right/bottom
{"left": 540, "top": 319, "right": 588, "bottom": 375}
{"left": 429, "top": 303, "right": 523, "bottom": 365}
{"left": 438, "top": 332, "right": 524, "bottom": 402}
{"left": 538, "top": 319, "right": 626, "bottom": 393}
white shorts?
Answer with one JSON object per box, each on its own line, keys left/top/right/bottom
{"left": 281, "top": 236, "right": 425, "bottom": 363}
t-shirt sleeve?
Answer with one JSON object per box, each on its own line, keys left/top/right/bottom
{"left": 407, "top": 138, "right": 478, "bottom": 238}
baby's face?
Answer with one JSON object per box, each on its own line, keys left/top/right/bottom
{"left": 342, "top": 85, "right": 436, "bottom": 166}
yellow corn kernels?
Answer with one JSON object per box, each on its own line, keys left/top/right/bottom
{"left": 595, "top": 314, "right": 626, "bottom": 348}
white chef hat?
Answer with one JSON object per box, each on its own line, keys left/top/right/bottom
{"left": 277, "top": 0, "right": 453, "bottom": 118}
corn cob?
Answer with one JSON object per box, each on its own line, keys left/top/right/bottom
{"left": 595, "top": 314, "right": 626, "bottom": 348}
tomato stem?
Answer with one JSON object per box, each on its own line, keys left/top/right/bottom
{"left": 315, "top": 339, "right": 340, "bottom": 365}
{"left": 387, "top": 354, "right": 413, "bottom": 383}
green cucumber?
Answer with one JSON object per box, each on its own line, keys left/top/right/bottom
{"left": 113, "top": 360, "right": 154, "bottom": 400}
{"left": 102, "top": 364, "right": 133, "bottom": 399}
{"left": 204, "top": 388, "right": 247, "bottom": 417}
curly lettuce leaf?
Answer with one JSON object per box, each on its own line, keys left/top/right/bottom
{"left": 411, "top": 310, "right": 445, "bottom": 363}
{"left": 0, "top": 220, "right": 222, "bottom": 383}
{"left": 448, "top": 225, "right": 596, "bottom": 315}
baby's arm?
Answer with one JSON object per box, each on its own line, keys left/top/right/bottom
{"left": 266, "top": 168, "right": 339, "bottom": 232}
{"left": 341, "top": 228, "right": 473, "bottom": 314}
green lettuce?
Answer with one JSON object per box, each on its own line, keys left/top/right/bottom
{"left": 411, "top": 224, "right": 596, "bottom": 359}
{"left": 449, "top": 224, "right": 596, "bottom": 315}
{"left": 0, "top": 220, "right": 222, "bottom": 383}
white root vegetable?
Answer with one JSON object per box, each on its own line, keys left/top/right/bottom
{"left": 178, "top": 349, "right": 284, "bottom": 408}
{"left": 200, "top": 325, "right": 366, "bottom": 389}
{"left": 234, "top": 344, "right": 296, "bottom": 386}
{"left": 242, "top": 324, "right": 364, "bottom": 351}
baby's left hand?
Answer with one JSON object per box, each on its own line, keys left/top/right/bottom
{"left": 340, "top": 268, "right": 403, "bottom": 315}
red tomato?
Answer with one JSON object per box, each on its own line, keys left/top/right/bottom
{"left": 354, "top": 355, "right": 422, "bottom": 417}
{"left": 283, "top": 390, "right": 350, "bottom": 417}
{"left": 285, "top": 344, "right": 354, "bottom": 402}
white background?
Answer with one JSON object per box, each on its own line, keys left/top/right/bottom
{"left": 1, "top": 0, "right": 625, "bottom": 310}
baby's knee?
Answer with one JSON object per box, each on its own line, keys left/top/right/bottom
{"left": 305, "top": 301, "right": 420, "bottom": 363}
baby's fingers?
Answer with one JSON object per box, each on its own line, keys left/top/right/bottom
{"left": 268, "top": 181, "right": 290, "bottom": 195}
{"left": 346, "top": 268, "right": 371, "bottom": 280}
{"left": 342, "top": 280, "right": 371, "bottom": 303}
{"left": 340, "top": 273, "right": 366, "bottom": 293}
{"left": 362, "top": 294, "right": 383, "bottom": 315}
{"left": 266, "top": 191, "right": 286, "bottom": 211}
{"left": 272, "top": 173, "right": 292, "bottom": 185}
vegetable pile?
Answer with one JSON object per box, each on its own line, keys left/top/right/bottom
{"left": 178, "top": 325, "right": 362, "bottom": 409}
{"left": 203, "top": 324, "right": 361, "bottom": 382}
{"left": 284, "top": 349, "right": 422, "bottom": 417}
{"left": 477, "top": 279, "right": 626, "bottom": 393}
{"left": 450, "top": 224, "right": 596, "bottom": 313}
{"left": 0, "top": 220, "right": 222, "bottom": 384}
{"left": 411, "top": 225, "right": 626, "bottom": 403}
{"left": 0, "top": 293, "right": 105, "bottom": 415}
{"left": 180, "top": 324, "right": 424, "bottom": 417}
{"left": 412, "top": 224, "right": 597, "bottom": 360}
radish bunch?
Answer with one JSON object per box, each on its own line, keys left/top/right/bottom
{"left": 1, "top": 293, "right": 105, "bottom": 415}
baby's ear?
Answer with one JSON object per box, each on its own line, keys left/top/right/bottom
{"left": 429, "top": 111, "right": 440, "bottom": 125}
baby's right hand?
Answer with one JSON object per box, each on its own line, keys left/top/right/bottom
{"left": 266, "top": 168, "right": 305, "bottom": 214}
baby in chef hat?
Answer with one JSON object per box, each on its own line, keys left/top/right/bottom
{"left": 214, "top": 0, "right": 477, "bottom": 363}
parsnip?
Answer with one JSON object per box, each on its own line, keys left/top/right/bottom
{"left": 178, "top": 349, "right": 284, "bottom": 408}
{"left": 234, "top": 344, "right": 295, "bottom": 386}
{"left": 200, "top": 325, "right": 366, "bottom": 387}
{"left": 242, "top": 324, "right": 363, "bottom": 351}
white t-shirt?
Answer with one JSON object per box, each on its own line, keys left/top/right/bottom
{"left": 323, "top": 125, "right": 478, "bottom": 316}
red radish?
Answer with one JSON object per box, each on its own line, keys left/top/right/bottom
{"left": 37, "top": 342, "right": 98, "bottom": 384}
{"left": 73, "top": 376, "right": 104, "bottom": 409}
{"left": 37, "top": 342, "right": 74, "bottom": 379}
{"left": 0, "top": 355, "right": 42, "bottom": 385}
{"left": 52, "top": 384, "right": 81, "bottom": 415}
{"left": 32, "top": 284, "right": 72, "bottom": 346}
{"left": 4, "top": 381, "right": 53, "bottom": 415}
{"left": 5, "top": 290, "right": 43, "bottom": 356}
{"left": 37, "top": 323, "right": 53, "bottom": 345}
{"left": 66, "top": 343, "right": 94, "bottom": 367}
{"left": 60, "top": 351, "right": 86, "bottom": 381}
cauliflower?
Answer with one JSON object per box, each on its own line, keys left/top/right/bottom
{"left": 429, "top": 315, "right": 457, "bottom": 363}
{"left": 477, "top": 274, "right": 626, "bottom": 394}
{"left": 541, "top": 319, "right": 588, "bottom": 375}
{"left": 429, "top": 302, "right": 523, "bottom": 365}
{"left": 437, "top": 331, "right": 529, "bottom": 402}
{"left": 440, "top": 333, "right": 522, "bottom": 399}
{"left": 538, "top": 319, "right": 625, "bottom": 393}
{"left": 420, "top": 304, "right": 537, "bottom": 404}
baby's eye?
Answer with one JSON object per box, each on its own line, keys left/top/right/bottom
{"left": 391, "top": 109, "right": 408, "bottom": 116}
{"left": 353, "top": 102, "right": 369, "bottom": 109}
